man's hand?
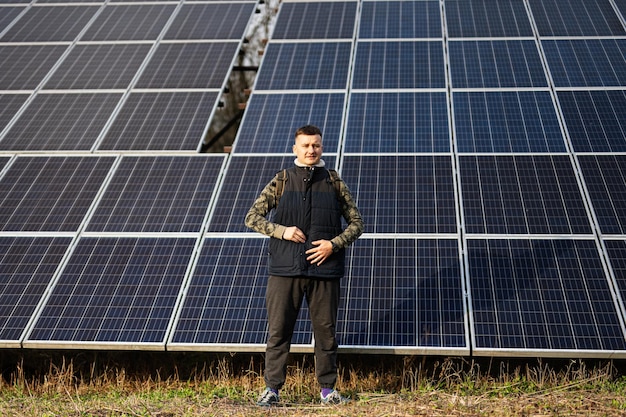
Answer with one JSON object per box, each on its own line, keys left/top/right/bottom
{"left": 283, "top": 226, "right": 306, "bottom": 243}
{"left": 306, "top": 240, "right": 333, "bottom": 266}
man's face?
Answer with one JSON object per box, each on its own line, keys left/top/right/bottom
{"left": 293, "top": 133, "right": 323, "bottom": 166}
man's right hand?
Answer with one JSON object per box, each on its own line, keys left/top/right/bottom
{"left": 282, "top": 226, "right": 306, "bottom": 243}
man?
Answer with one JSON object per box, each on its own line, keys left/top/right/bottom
{"left": 245, "top": 124, "right": 364, "bottom": 406}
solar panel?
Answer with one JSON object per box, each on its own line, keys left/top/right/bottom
{"left": 344, "top": 92, "right": 450, "bottom": 153}
{"left": 254, "top": 42, "right": 352, "bottom": 90}
{"left": 339, "top": 238, "right": 467, "bottom": 352}
{"left": 25, "top": 237, "right": 196, "bottom": 348}
{"left": 528, "top": 0, "right": 626, "bottom": 36}
{"left": 0, "top": 236, "right": 72, "bottom": 346}
{"left": 467, "top": 238, "right": 626, "bottom": 355}
{"left": 273, "top": 1, "right": 357, "bottom": 39}
{"left": 0, "top": 5, "right": 99, "bottom": 42}
{"left": 43, "top": 44, "right": 152, "bottom": 90}
{"left": 135, "top": 42, "right": 239, "bottom": 89}
{"left": 98, "top": 91, "right": 219, "bottom": 151}
{"left": 352, "top": 41, "right": 446, "bottom": 89}
{"left": 454, "top": 91, "right": 566, "bottom": 153}
{"left": 449, "top": 40, "right": 547, "bottom": 88}
{"left": 542, "top": 39, "right": 626, "bottom": 87}
{"left": 163, "top": 3, "right": 256, "bottom": 40}
{"left": 169, "top": 237, "right": 314, "bottom": 348}
{"left": 559, "top": 90, "right": 626, "bottom": 153}
{"left": 86, "top": 155, "right": 225, "bottom": 233}
{"left": 232, "top": 93, "right": 346, "bottom": 154}
{"left": 80, "top": 4, "right": 176, "bottom": 41}
{"left": 0, "top": 156, "right": 115, "bottom": 232}
{"left": 578, "top": 155, "right": 626, "bottom": 235}
{"left": 341, "top": 155, "right": 457, "bottom": 235}
{"left": 359, "top": 0, "right": 441, "bottom": 39}
{"left": 0, "top": 93, "right": 123, "bottom": 151}
{"left": 459, "top": 155, "right": 592, "bottom": 235}
{"left": 0, "top": 45, "right": 68, "bottom": 90}
{"left": 445, "top": 0, "right": 534, "bottom": 38}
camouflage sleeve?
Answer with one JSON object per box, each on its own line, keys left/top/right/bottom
{"left": 331, "top": 179, "right": 364, "bottom": 249}
{"left": 244, "top": 174, "right": 287, "bottom": 239}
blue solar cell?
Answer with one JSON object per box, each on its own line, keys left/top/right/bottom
{"left": 254, "top": 42, "right": 352, "bottom": 90}
{"left": 352, "top": 41, "right": 445, "bottom": 89}
{"left": 80, "top": 4, "right": 176, "bottom": 41}
{"left": 460, "top": 156, "right": 592, "bottom": 235}
{"left": 99, "top": 91, "right": 219, "bottom": 151}
{"left": 543, "top": 39, "right": 626, "bottom": 87}
{"left": 0, "top": 156, "right": 115, "bottom": 232}
{"left": 86, "top": 156, "right": 224, "bottom": 233}
{"left": 449, "top": 40, "right": 547, "bottom": 88}
{"left": 135, "top": 42, "right": 238, "bottom": 89}
{"left": 345, "top": 92, "right": 450, "bottom": 153}
{"left": 43, "top": 44, "right": 152, "bottom": 90}
{"left": 27, "top": 237, "right": 195, "bottom": 344}
{"left": 0, "top": 45, "right": 68, "bottom": 90}
{"left": 454, "top": 91, "right": 566, "bottom": 153}
{"left": 359, "top": 1, "right": 441, "bottom": 38}
{"left": 468, "top": 238, "right": 626, "bottom": 351}
{"left": 339, "top": 238, "right": 466, "bottom": 349}
{"left": 0, "top": 93, "right": 123, "bottom": 151}
{"left": 445, "top": 0, "right": 533, "bottom": 38}
{"left": 208, "top": 155, "right": 336, "bottom": 233}
{"left": 0, "top": 237, "right": 72, "bottom": 342}
{"left": 578, "top": 155, "right": 626, "bottom": 235}
{"left": 272, "top": 2, "right": 357, "bottom": 39}
{"left": 164, "top": 3, "right": 255, "bottom": 40}
{"left": 233, "top": 93, "right": 345, "bottom": 154}
{"left": 528, "top": 0, "right": 625, "bottom": 36}
{"left": 0, "top": 5, "right": 98, "bottom": 42}
{"left": 559, "top": 90, "right": 626, "bottom": 153}
{"left": 341, "top": 156, "right": 457, "bottom": 234}
{"left": 170, "top": 238, "right": 312, "bottom": 346}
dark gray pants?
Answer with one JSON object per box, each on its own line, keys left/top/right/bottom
{"left": 263, "top": 275, "right": 340, "bottom": 391}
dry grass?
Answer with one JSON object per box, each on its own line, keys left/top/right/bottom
{"left": 0, "top": 351, "right": 625, "bottom": 416}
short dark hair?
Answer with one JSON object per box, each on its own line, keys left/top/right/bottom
{"left": 294, "top": 124, "right": 322, "bottom": 139}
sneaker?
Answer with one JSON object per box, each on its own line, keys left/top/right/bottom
{"left": 320, "top": 389, "right": 350, "bottom": 405}
{"left": 256, "top": 387, "right": 279, "bottom": 407}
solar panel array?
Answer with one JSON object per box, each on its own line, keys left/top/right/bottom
{"left": 1, "top": 0, "right": 626, "bottom": 358}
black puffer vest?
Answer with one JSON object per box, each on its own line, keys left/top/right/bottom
{"left": 269, "top": 166, "right": 345, "bottom": 279}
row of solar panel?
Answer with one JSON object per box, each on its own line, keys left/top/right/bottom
{"left": 4, "top": 37, "right": 619, "bottom": 92}
{"left": 270, "top": 0, "right": 626, "bottom": 39}
{"left": 4, "top": 0, "right": 623, "bottom": 39}
{"left": 248, "top": 39, "right": 626, "bottom": 90}
{"left": 233, "top": 89, "right": 626, "bottom": 153}
{"left": 3, "top": 232, "right": 626, "bottom": 356}
{"left": 0, "top": 2, "right": 257, "bottom": 151}
{"left": 3, "top": 81, "right": 624, "bottom": 151}
{"left": 1, "top": 154, "right": 626, "bottom": 236}
{"left": 0, "top": 3, "right": 256, "bottom": 42}
{"left": 0, "top": 39, "right": 626, "bottom": 90}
